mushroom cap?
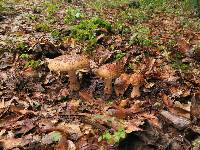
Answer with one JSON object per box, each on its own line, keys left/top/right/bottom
{"left": 114, "top": 73, "right": 130, "bottom": 96}
{"left": 129, "top": 73, "right": 144, "bottom": 86}
{"left": 47, "top": 54, "right": 90, "bottom": 72}
{"left": 95, "top": 63, "right": 123, "bottom": 79}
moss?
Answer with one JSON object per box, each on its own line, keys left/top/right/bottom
{"left": 64, "top": 7, "right": 84, "bottom": 24}
{"left": 71, "top": 17, "right": 111, "bottom": 40}
{"left": 129, "top": 24, "right": 152, "bottom": 46}
{"left": 35, "top": 22, "right": 50, "bottom": 32}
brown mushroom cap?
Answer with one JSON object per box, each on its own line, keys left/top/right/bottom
{"left": 95, "top": 63, "right": 123, "bottom": 79}
{"left": 47, "top": 54, "right": 90, "bottom": 92}
{"left": 129, "top": 73, "right": 144, "bottom": 98}
{"left": 114, "top": 73, "right": 130, "bottom": 96}
{"left": 47, "top": 54, "right": 90, "bottom": 72}
{"left": 129, "top": 73, "right": 144, "bottom": 86}
{"left": 95, "top": 62, "right": 123, "bottom": 95}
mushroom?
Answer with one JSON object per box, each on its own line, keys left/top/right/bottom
{"left": 95, "top": 62, "right": 123, "bottom": 95}
{"left": 47, "top": 54, "right": 90, "bottom": 91}
{"left": 129, "top": 72, "right": 144, "bottom": 98}
{"left": 114, "top": 73, "right": 130, "bottom": 96}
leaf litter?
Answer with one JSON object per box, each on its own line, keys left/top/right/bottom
{"left": 0, "top": 0, "right": 200, "bottom": 149}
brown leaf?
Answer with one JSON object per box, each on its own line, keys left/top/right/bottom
{"left": 0, "top": 138, "right": 22, "bottom": 149}
{"left": 21, "top": 67, "right": 38, "bottom": 78}
{"left": 94, "top": 46, "right": 112, "bottom": 65}
{"left": 125, "top": 119, "right": 143, "bottom": 133}
{"left": 114, "top": 35, "right": 122, "bottom": 47}
{"left": 96, "top": 34, "right": 105, "bottom": 41}
{"left": 79, "top": 90, "right": 105, "bottom": 106}
{"left": 62, "top": 37, "right": 75, "bottom": 49}
{"left": 56, "top": 136, "right": 76, "bottom": 150}
{"left": 169, "top": 107, "right": 190, "bottom": 119}
{"left": 176, "top": 37, "right": 192, "bottom": 56}
{"left": 145, "top": 58, "right": 156, "bottom": 75}
{"left": 119, "top": 99, "right": 129, "bottom": 108}
{"left": 59, "top": 88, "right": 70, "bottom": 97}
{"left": 128, "top": 100, "right": 143, "bottom": 113}
{"left": 10, "top": 106, "right": 38, "bottom": 115}
{"left": 0, "top": 137, "right": 32, "bottom": 149}
{"left": 67, "top": 99, "right": 80, "bottom": 112}
{"left": 160, "top": 65, "right": 178, "bottom": 82}
{"left": 79, "top": 90, "right": 96, "bottom": 104}
{"left": 174, "top": 101, "right": 190, "bottom": 112}
{"left": 14, "top": 121, "right": 35, "bottom": 136}
{"left": 191, "top": 93, "right": 200, "bottom": 124}
{"left": 162, "top": 93, "right": 173, "bottom": 108}
{"left": 141, "top": 112, "right": 160, "bottom": 127}
{"left": 160, "top": 110, "right": 190, "bottom": 130}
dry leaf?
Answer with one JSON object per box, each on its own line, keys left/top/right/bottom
{"left": 162, "top": 93, "right": 173, "bottom": 108}
{"left": 125, "top": 119, "right": 143, "bottom": 133}
{"left": 128, "top": 100, "right": 143, "bottom": 113}
{"left": 59, "top": 88, "right": 70, "bottom": 97}
{"left": 160, "top": 110, "right": 190, "bottom": 130}
{"left": 174, "top": 101, "right": 191, "bottom": 112}
{"left": 176, "top": 37, "right": 192, "bottom": 56}
{"left": 119, "top": 99, "right": 129, "bottom": 108}
{"left": 79, "top": 90, "right": 96, "bottom": 104}
{"left": 141, "top": 113, "right": 160, "bottom": 127}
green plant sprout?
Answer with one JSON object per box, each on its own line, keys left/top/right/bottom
{"left": 98, "top": 128, "right": 126, "bottom": 144}
{"left": 64, "top": 7, "right": 83, "bottom": 24}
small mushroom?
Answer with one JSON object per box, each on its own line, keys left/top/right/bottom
{"left": 95, "top": 62, "right": 123, "bottom": 95}
{"left": 114, "top": 73, "right": 130, "bottom": 96}
{"left": 129, "top": 72, "right": 144, "bottom": 98}
{"left": 47, "top": 54, "right": 90, "bottom": 91}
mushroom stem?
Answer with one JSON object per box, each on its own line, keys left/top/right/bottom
{"left": 131, "top": 85, "right": 141, "bottom": 98}
{"left": 68, "top": 70, "right": 80, "bottom": 91}
{"left": 104, "top": 78, "right": 113, "bottom": 95}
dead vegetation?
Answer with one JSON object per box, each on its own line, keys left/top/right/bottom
{"left": 0, "top": 0, "right": 200, "bottom": 149}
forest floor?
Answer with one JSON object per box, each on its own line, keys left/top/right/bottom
{"left": 0, "top": 0, "right": 200, "bottom": 149}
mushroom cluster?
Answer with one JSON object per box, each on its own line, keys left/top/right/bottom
{"left": 46, "top": 53, "right": 144, "bottom": 98}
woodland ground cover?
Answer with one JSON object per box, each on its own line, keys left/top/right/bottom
{"left": 0, "top": 0, "right": 200, "bottom": 149}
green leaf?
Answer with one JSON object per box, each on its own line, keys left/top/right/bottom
{"left": 50, "top": 131, "right": 62, "bottom": 142}
{"left": 98, "top": 135, "right": 103, "bottom": 142}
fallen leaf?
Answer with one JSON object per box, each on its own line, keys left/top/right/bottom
{"left": 0, "top": 137, "right": 30, "bottom": 149}
{"left": 191, "top": 93, "right": 200, "bottom": 124}
{"left": 125, "top": 119, "right": 143, "bottom": 133}
{"left": 176, "top": 37, "right": 192, "bottom": 56}
{"left": 162, "top": 93, "right": 173, "bottom": 108}
{"left": 128, "top": 100, "right": 143, "bottom": 113}
{"left": 160, "top": 110, "right": 190, "bottom": 130}
{"left": 59, "top": 88, "right": 70, "bottom": 97}
{"left": 141, "top": 112, "right": 160, "bottom": 127}
{"left": 79, "top": 90, "right": 96, "bottom": 104}
{"left": 174, "top": 101, "right": 191, "bottom": 112}
{"left": 119, "top": 99, "right": 129, "bottom": 108}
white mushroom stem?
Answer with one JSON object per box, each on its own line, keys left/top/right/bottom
{"left": 104, "top": 78, "right": 113, "bottom": 95}
{"left": 131, "top": 85, "right": 141, "bottom": 98}
{"left": 68, "top": 70, "right": 80, "bottom": 91}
